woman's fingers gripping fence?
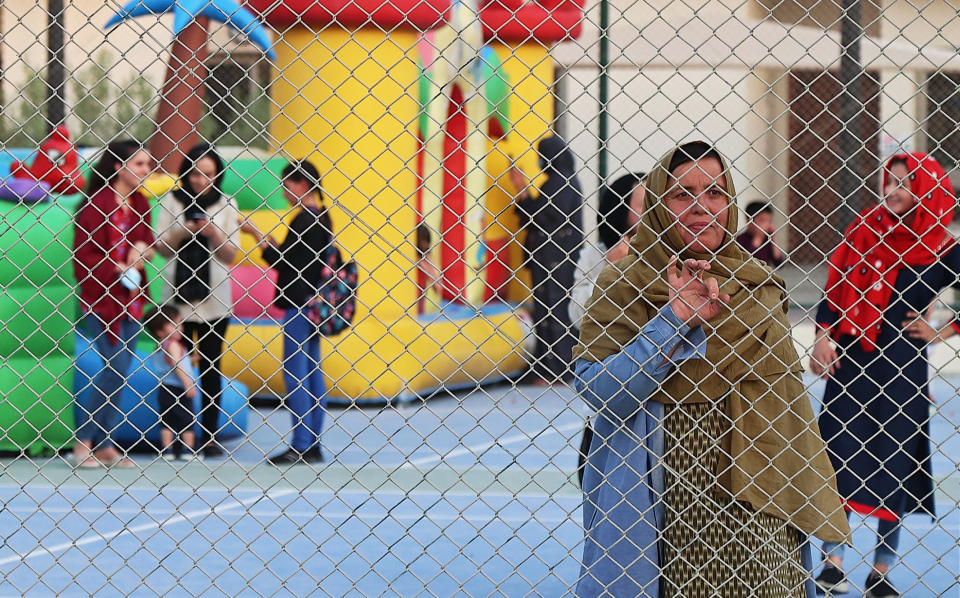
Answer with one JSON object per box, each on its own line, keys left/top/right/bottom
{"left": 667, "top": 255, "right": 729, "bottom": 327}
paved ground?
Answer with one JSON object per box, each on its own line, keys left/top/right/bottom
{"left": 1, "top": 378, "right": 958, "bottom": 596}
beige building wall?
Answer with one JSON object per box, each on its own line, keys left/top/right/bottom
{"left": 557, "top": 0, "right": 960, "bottom": 246}
{"left": 878, "top": 0, "right": 960, "bottom": 50}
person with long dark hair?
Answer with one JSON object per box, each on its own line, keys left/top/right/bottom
{"left": 811, "top": 153, "right": 957, "bottom": 598}
{"left": 568, "top": 171, "right": 646, "bottom": 329}
{"left": 154, "top": 144, "right": 240, "bottom": 459}
{"left": 509, "top": 135, "right": 584, "bottom": 384}
{"left": 240, "top": 159, "right": 333, "bottom": 465}
{"left": 73, "top": 140, "right": 153, "bottom": 468}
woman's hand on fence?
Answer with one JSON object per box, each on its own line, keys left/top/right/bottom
{"left": 666, "top": 256, "right": 729, "bottom": 328}
{"left": 810, "top": 336, "right": 840, "bottom": 377}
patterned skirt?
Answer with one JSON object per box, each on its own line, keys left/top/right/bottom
{"left": 660, "top": 401, "right": 806, "bottom": 598}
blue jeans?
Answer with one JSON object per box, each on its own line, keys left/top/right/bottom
{"left": 76, "top": 314, "right": 140, "bottom": 449}
{"left": 822, "top": 513, "right": 901, "bottom": 568}
{"left": 282, "top": 308, "right": 327, "bottom": 452}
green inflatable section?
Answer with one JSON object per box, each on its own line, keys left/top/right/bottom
{"left": 0, "top": 195, "right": 79, "bottom": 454}
{"left": 0, "top": 191, "right": 166, "bottom": 455}
{"left": 221, "top": 158, "right": 289, "bottom": 212}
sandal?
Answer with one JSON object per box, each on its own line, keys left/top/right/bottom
{"left": 109, "top": 456, "right": 136, "bottom": 469}
{"left": 76, "top": 456, "right": 102, "bottom": 469}
{"left": 94, "top": 447, "right": 135, "bottom": 468}
{"left": 72, "top": 442, "right": 92, "bottom": 462}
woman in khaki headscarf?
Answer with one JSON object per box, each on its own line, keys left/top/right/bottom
{"left": 574, "top": 141, "right": 849, "bottom": 598}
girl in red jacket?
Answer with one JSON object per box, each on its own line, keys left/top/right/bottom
{"left": 73, "top": 140, "right": 153, "bottom": 468}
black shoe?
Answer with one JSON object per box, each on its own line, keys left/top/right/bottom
{"left": 864, "top": 571, "right": 899, "bottom": 598}
{"left": 268, "top": 447, "right": 321, "bottom": 466}
{"left": 202, "top": 444, "right": 224, "bottom": 459}
{"left": 307, "top": 446, "right": 326, "bottom": 463}
{"left": 814, "top": 564, "right": 850, "bottom": 595}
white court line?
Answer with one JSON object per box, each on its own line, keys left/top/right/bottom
{"left": 5, "top": 505, "right": 959, "bottom": 531}
{"left": 0, "top": 483, "right": 583, "bottom": 501}
{"left": 2, "top": 505, "right": 580, "bottom": 525}
{"left": 0, "top": 488, "right": 296, "bottom": 567}
{"left": 405, "top": 420, "right": 584, "bottom": 468}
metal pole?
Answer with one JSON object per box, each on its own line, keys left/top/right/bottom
{"left": 46, "top": 0, "right": 66, "bottom": 128}
{"left": 597, "top": 0, "right": 610, "bottom": 188}
{"left": 837, "top": 0, "right": 864, "bottom": 228}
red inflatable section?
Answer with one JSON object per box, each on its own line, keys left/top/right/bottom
{"left": 440, "top": 86, "right": 468, "bottom": 302}
{"left": 479, "top": 0, "right": 584, "bottom": 42}
{"left": 10, "top": 125, "right": 85, "bottom": 195}
{"left": 482, "top": 237, "right": 511, "bottom": 302}
{"left": 245, "top": 0, "right": 451, "bottom": 30}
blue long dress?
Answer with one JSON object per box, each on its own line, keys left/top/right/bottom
{"left": 816, "top": 244, "right": 960, "bottom": 519}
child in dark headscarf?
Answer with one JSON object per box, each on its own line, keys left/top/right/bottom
{"left": 736, "top": 200, "right": 784, "bottom": 267}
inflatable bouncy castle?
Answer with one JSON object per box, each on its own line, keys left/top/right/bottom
{"left": 0, "top": 0, "right": 586, "bottom": 444}
{"left": 123, "top": 0, "right": 584, "bottom": 401}
{"left": 232, "top": 0, "right": 583, "bottom": 401}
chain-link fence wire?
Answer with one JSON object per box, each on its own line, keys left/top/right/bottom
{"left": 1, "top": 0, "right": 960, "bottom": 595}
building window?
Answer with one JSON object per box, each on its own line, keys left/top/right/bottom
{"left": 925, "top": 72, "right": 960, "bottom": 173}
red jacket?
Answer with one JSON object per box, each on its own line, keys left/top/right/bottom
{"left": 73, "top": 187, "right": 153, "bottom": 329}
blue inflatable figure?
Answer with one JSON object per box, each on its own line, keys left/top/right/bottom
{"left": 74, "top": 333, "right": 248, "bottom": 450}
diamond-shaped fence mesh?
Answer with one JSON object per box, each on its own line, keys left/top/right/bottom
{"left": 1, "top": 0, "right": 960, "bottom": 596}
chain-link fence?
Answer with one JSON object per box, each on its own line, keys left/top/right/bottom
{"left": 1, "top": 0, "right": 959, "bottom": 596}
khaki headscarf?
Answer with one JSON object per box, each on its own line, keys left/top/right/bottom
{"left": 576, "top": 142, "right": 849, "bottom": 542}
